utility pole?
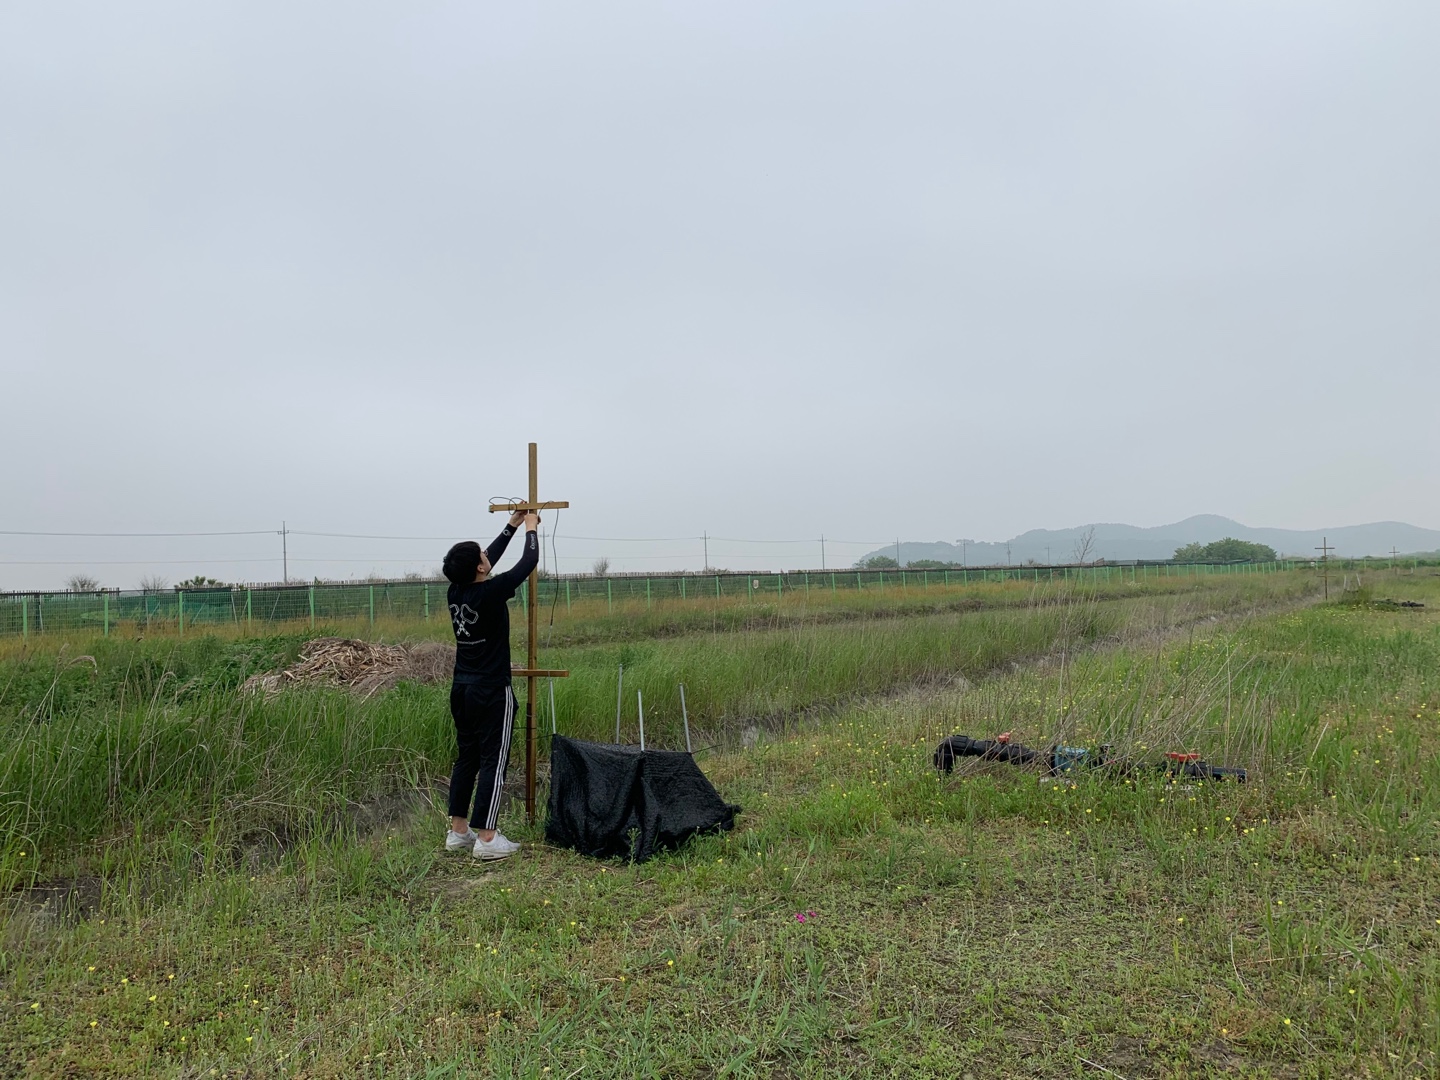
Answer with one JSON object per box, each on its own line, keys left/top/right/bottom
{"left": 820, "top": 534, "right": 826, "bottom": 571}
{"left": 280, "top": 521, "right": 289, "bottom": 584}
{"left": 1316, "top": 536, "right": 1333, "bottom": 600}
{"left": 1390, "top": 546, "right": 1399, "bottom": 574}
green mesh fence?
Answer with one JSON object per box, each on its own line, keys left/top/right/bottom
{"left": 0, "top": 561, "right": 1300, "bottom": 639}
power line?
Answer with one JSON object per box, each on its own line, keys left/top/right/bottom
{"left": 291, "top": 531, "right": 706, "bottom": 543}
{"left": 0, "top": 557, "right": 282, "bottom": 566}
{"left": 0, "top": 529, "right": 276, "bottom": 538}
{"left": 2, "top": 526, "right": 896, "bottom": 546}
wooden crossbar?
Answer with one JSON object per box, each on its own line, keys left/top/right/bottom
{"left": 488, "top": 501, "right": 570, "bottom": 513}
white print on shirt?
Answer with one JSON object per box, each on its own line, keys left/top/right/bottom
{"left": 450, "top": 603, "right": 478, "bottom": 638}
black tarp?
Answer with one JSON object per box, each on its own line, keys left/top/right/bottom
{"left": 545, "top": 735, "right": 740, "bottom": 862}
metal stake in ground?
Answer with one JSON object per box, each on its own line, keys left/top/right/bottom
{"left": 489, "top": 442, "right": 571, "bottom": 825}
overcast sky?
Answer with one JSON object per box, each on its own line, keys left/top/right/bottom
{"left": 3, "top": 2, "right": 1437, "bottom": 588}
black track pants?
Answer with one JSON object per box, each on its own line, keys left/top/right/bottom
{"left": 448, "top": 682, "right": 515, "bottom": 830}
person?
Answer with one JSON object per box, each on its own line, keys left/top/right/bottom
{"left": 440, "top": 508, "right": 539, "bottom": 860}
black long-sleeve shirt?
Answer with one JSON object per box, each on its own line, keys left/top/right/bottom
{"left": 447, "top": 524, "right": 539, "bottom": 685}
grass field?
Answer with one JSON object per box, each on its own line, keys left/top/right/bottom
{"left": 2, "top": 569, "right": 1438, "bottom": 1077}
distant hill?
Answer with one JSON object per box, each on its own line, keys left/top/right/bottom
{"left": 860, "top": 516, "right": 1440, "bottom": 567}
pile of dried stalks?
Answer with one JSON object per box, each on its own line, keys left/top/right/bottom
{"left": 240, "top": 637, "right": 453, "bottom": 700}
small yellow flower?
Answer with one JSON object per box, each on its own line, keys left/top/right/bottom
{"left": 1176, "top": 917, "right": 1185, "bottom": 924}
{"left": 30, "top": 1002, "right": 39, "bottom": 1010}
{"left": 149, "top": 995, "right": 157, "bottom": 1002}
{"left": 89, "top": 1021, "right": 97, "bottom": 1028}
{"left": 88, "top": 966, "right": 96, "bottom": 972}
{"left": 246, "top": 1035, "right": 253, "bottom": 1042}
{"left": 1283, "top": 1018, "right": 1291, "bottom": 1026}
{"left": 666, "top": 959, "right": 674, "bottom": 967}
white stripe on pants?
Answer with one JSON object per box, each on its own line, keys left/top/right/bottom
{"left": 481, "top": 686, "right": 515, "bottom": 830}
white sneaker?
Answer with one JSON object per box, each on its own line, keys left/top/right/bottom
{"left": 472, "top": 832, "right": 521, "bottom": 861}
{"left": 445, "top": 828, "right": 479, "bottom": 852}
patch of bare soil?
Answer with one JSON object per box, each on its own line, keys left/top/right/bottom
{"left": 239, "top": 637, "right": 453, "bottom": 699}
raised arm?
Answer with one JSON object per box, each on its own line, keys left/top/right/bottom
{"left": 485, "top": 510, "right": 526, "bottom": 565}
{"left": 484, "top": 514, "right": 540, "bottom": 599}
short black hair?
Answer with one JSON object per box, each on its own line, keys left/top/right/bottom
{"left": 443, "top": 541, "right": 482, "bottom": 584}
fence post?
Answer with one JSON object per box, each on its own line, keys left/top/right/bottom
{"left": 103, "top": 593, "right": 109, "bottom": 637}
{"left": 747, "top": 577, "right": 753, "bottom": 601}
{"left": 424, "top": 583, "right": 430, "bottom": 621}
{"left": 680, "top": 577, "right": 685, "bottom": 601}
{"left": 178, "top": 590, "right": 185, "bottom": 636}
{"left": 856, "top": 572, "right": 862, "bottom": 591}
{"left": 607, "top": 579, "right": 613, "bottom": 615}
{"left": 777, "top": 575, "right": 783, "bottom": 598}
{"left": 646, "top": 578, "right": 651, "bottom": 611}
{"left": 715, "top": 575, "right": 720, "bottom": 600}
{"left": 566, "top": 580, "right": 572, "bottom": 611}
{"left": 246, "top": 588, "right": 253, "bottom": 632}
{"left": 831, "top": 572, "right": 836, "bottom": 594}
{"left": 21, "top": 596, "right": 27, "bottom": 640}
{"left": 309, "top": 586, "right": 315, "bottom": 629}
{"left": 369, "top": 585, "right": 375, "bottom": 629}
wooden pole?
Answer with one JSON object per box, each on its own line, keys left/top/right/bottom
{"left": 487, "top": 446, "right": 570, "bottom": 826}
{"left": 1316, "top": 536, "right": 1333, "bottom": 600}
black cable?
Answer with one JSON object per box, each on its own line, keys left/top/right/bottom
{"left": 547, "top": 507, "right": 563, "bottom": 632}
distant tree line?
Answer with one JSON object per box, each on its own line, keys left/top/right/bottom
{"left": 1173, "top": 538, "right": 1277, "bottom": 563}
